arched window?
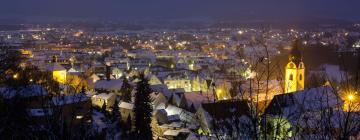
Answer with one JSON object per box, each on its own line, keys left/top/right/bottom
{"left": 290, "top": 63, "right": 295, "bottom": 68}
{"left": 299, "top": 74, "right": 303, "bottom": 81}
{"left": 289, "top": 74, "right": 293, "bottom": 80}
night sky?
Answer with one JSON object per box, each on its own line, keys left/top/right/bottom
{"left": 1, "top": 0, "right": 359, "bottom": 22}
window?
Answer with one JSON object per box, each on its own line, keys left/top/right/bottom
{"left": 290, "top": 63, "right": 295, "bottom": 68}
{"left": 299, "top": 74, "right": 303, "bottom": 81}
{"left": 289, "top": 74, "right": 293, "bottom": 80}
{"left": 76, "top": 115, "right": 84, "bottom": 119}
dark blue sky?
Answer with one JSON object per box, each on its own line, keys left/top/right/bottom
{"left": 1, "top": 0, "right": 359, "bottom": 22}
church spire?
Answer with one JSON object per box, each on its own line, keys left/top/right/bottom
{"left": 289, "top": 39, "right": 303, "bottom": 66}
{"left": 284, "top": 39, "right": 305, "bottom": 93}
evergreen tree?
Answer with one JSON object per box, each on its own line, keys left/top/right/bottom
{"left": 133, "top": 74, "right": 153, "bottom": 140}
{"left": 121, "top": 77, "right": 132, "bottom": 102}
{"left": 111, "top": 99, "right": 121, "bottom": 123}
{"left": 101, "top": 102, "right": 107, "bottom": 114}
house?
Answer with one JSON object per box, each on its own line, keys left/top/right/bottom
{"left": 94, "top": 79, "right": 123, "bottom": 95}
{"left": 119, "top": 101, "right": 134, "bottom": 123}
{"left": 0, "top": 85, "right": 51, "bottom": 124}
{"left": 162, "top": 129, "right": 191, "bottom": 140}
{"left": 0, "top": 85, "right": 48, "bottom": 100}
{"left": 163, "top": 73, "right": 208, "bottom": 92}
{"left": 0, "top": 85, "right": 92, "bottom": 133}
{"left": 91, "top": 93, "right": 116, "bottom": 109}
{"left": 163, "top": 104, "right": 197, "bottom": 124}
{"left": 52, "top": 93, "right": 92, "bottom": 130}
{"left": 168, "top": 92, "right": 188, "bottom": 109}
{"left": 150, "top": 84, "right": 172, "bottom": 98}
{"left": 265, "top": 86, "right": 342, "bottom": 120}
{"left": 151, "top": 92, "right": 168, "bottom": 108}
{"left": 129, "top": 58, "right": 151, "bottom": 71}
{"left": 183, "top": 91, "right": 214, "bottom": 110}
{"left": 175, "top": 58, "right": 189, "bottom": 69}
{"left": 264, "top": 86, "right": 346, "bottom": 138}
{"left": 154, "top": 109, "right": 168, "bottom": 124}
{"left": 111, "top": 67, "right": 123, "bottom": 79}
{"left": 164, "top": 73, "right": 192, "bottom": 92}
{"left": 148, "top": 74, "right": 163, "bottom": 85}
{"left": 196, "top": 100, "right": 252, "bottom": 137}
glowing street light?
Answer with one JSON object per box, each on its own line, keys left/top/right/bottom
{"left": 347, "top": 94, "right": 354, "bottom": 101}
{"left": 344, "top": 93, "right": 357, "bottom": 112}
{"left": 13, "top": 74, "right": 19, "bottom": 79}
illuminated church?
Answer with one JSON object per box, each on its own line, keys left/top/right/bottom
{"left": 47, "top": 56, "right": 67, "bottom": 84}
{"left": 284, "top": 40, "right": 305, "bottom": 93}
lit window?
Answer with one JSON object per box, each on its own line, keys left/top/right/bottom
{"left": 76, "top": 115, "right": 84, "bottom": 119}
{"left": 290, "top": 63, "right": 295, "bottom": 68}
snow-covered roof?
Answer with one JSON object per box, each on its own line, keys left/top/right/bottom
{"left": 119, "top": 101, "right": 134, "bottom": 110}
{"left": 148, "top": 75, "right": 162, "bottom": 85}
{"left": 163, "top": 128, "right": 190, "bottom": 136}
{"left": 93, "top": 93, "right": 115, "bottom": 100}
{"left": 200, "top": 100, "right": 251, "bottom": 120}
{"left": 155, "top": 103, "right": 167, "bottom": 110}
{"left": 0, "top": 85, "right": 48, "bottom": 99}
{"left": 183, "top": 92, "right": 214, "bottom": 109}
{"left": 67, "top": 67, "right": 79, "bottom": 73}
{"left": 266, "top": 86, "right": 342, "bottom": 117}
{"left": 46, "top": 63, "right": 66, "bottom": 71}
{"left": 292, "top": 86, "right": 341, "bottom": 111}
{"left": 150, "top": 84, "right": 171, "bottom": 97}
{"left": 52, "top": 93, "right": 90, "bottom": 106}
{"left": 94, "top": 79, "right": 123, "bottom": 91}
{"left": 165, "top": 105, "right": 196, "bottom": 123}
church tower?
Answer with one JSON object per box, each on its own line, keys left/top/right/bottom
{"left": 285, "top": 40, "right": 305, "bottom": 93}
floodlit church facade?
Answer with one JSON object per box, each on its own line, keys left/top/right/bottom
{"left": 48, "top": 56, "right": 67, "bottom": 84}
{"left": 284, "top": 41, "right": 305, "bottom": 93}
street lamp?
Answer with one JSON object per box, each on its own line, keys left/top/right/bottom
{"left": 217, "top": 89, "right": 222, "bottom": 95}
{"left": 13, "top": 73, "right": 19, "bottom": 79}
{"left": 347, "top": 94, "right": 354, "bottom": 101}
